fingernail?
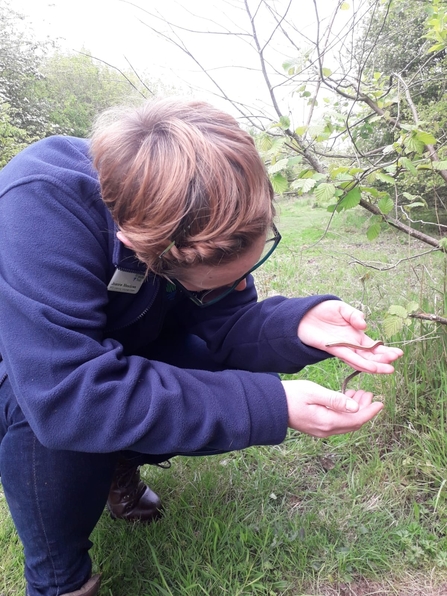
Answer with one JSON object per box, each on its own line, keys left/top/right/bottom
{"left": 345, "top": 399, "right": 358, "bottom": 412}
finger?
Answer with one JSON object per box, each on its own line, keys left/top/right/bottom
{"left": 364, "top": 345, "right": 403, "bottom": 361}
{"left": 350, "top": 389, "right": 375, "bottom": 408}
{"left": 345, "top": 389, "right": 372, "bottom": 404}
{"left": 339, "top": 303, "right": 367, "bottom": 330}
{"left": 308, "top": 389, "right": 360, "bottom": 413}
{"left": 331, "top": 401, "right": 383, "bottom": 433}
{"left": 352, "top": 401, "right": 383, "bottom": 424}
{"left": 327, "top": 343, "right": 402, "bottom": 362}
{"left": 327, "top": 348, "right": 398, "bottom": 374}
{"left": 313, "top": 401, "right": 384, "bottom": 437}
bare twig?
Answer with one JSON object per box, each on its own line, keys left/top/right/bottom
{"left": 349, "top": 247, "right": 441, "bottom": 271}
{"left": 75, "top": 51, "right": 147, "bottom": 98}
{"left": 410, "top": 312, "right": 447, "bottom": 325}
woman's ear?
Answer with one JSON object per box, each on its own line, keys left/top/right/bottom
{"left": 116, "top": 231, "right": 135, "bottom": 249}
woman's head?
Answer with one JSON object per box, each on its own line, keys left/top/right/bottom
{"left": 90, "top": 97, "right": 274, "bottom": 277}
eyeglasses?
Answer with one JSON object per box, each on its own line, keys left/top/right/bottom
{"left": 168, "top": 223, "right": 281, "bottom": 307}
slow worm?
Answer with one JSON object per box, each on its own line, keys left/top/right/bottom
{"left": 324, "top": 340, "right": 384, "bottom": 394}
{"left": 325, "top": 340, "right": 384, "bottom": 350}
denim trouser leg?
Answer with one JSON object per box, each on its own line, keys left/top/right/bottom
{"left": 0, "top": 375, "right": 119, "bottom": 595}
{"left": 0, "top": 334, "right": 236, "bottom": 595}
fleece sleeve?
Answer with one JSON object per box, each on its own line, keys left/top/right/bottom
{"left": 0, "top": 175, "right": 288, "bottom": 454}
{"left": 174, "top": 276, "right": 340, "bottom": 373}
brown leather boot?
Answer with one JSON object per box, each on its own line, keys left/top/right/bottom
{"left": 60, "top": 574, "right": 102, "bottom": 596}
{"left": 107, "top": 459, "right": 163, "bottom": 523}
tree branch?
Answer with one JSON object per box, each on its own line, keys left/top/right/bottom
{"left": 410, "top": 312, "right": 447, "bottom": 326}
{"left": 359, "top": 197, "right": 446, "bottom": 250}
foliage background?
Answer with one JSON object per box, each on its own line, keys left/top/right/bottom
{"left": 2, "top": 1, "right": 447, "bottom": 593}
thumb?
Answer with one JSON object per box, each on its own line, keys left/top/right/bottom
{"left": 308, "top": 387, "right": 359, "bottom": 413}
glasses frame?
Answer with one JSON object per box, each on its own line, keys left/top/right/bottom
{"left": 169, "top": 223, "right": 281, "bottom": 308}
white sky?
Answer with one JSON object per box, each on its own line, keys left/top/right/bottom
{"left": 13, "top": 0, "right": 349, "bottom": 119}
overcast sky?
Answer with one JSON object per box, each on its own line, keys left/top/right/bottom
{"left": 13, "top": 0, "right": 348, "bottom": 117}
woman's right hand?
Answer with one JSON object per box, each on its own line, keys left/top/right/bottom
{"left": 282, "top": 380, "right": 383, "bottom": 438}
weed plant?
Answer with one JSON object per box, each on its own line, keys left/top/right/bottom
{"left": 1, "top": 199, "right": 447, "bottom": 595}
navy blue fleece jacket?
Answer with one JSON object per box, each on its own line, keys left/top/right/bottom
{"left": 0, "top": 136, "right": 337, "bottom": 454}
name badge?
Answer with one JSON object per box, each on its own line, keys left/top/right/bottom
{"left": 107, "top": 269, "right": 145, "bottom": 294}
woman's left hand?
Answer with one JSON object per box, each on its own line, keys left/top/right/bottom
{"left": 298, "top": 300, "right": 403, "bottom": 374}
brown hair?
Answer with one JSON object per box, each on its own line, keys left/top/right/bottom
{"left": 90, "top": 97, "right": 274, "bottom": 276}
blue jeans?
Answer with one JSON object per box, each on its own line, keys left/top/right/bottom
{"left": 0, "top": 334, "right": 231, "bottom": 595}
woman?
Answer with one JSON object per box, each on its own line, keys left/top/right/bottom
{"left": 0, "top": 98, "right": 402, "bottom": 595}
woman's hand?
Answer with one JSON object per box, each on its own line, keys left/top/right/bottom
{"left": 298, "top": 300, "right": 403, "bottom": 374}
{"left": 282, "top": 379, "right": 383, "bottom": 438}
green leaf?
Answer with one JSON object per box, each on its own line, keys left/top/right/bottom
{"left": 291, "top": 178, "right": 316, "bottom": 193}
{"left": 378, "top": 196, "right": 394, "bottom": 215}
{"left": 282, "top": 59, "right": 294, "bottom": 71}
{"left": 308, "top": 125, "right": 325, "bottom": 139}
{"left": 338, "top": 186, "right": 361, "bottom": 209}
{"left": 399, "top": 157, "right": 418, "bottom": 175}
{"left": 406, "top": 301, "right": 419, "bottom": 314}
{"left": 334, "top": 173, "right": 354, "bottom": 182}
{"left": 432, "top": 161, "right": 447, "bottom": 170}
{"left": 376, "top": 172, "right": 395, "bottom": 184}
{"left": 267, "top": 137, "right": 286, "bottom": 155}
{"left": 282, "top": 60, "right": 297, "bottom": 75}
{"left": 400, "top": 124, "right": 417, "bottom": 132}
{"left": 258, "top": 134, "right": 273, "bottom": 152}
{"left": 384, "top": 164, "right": 396, "bottom": 175}
{"left": 439, "top": 238, "right": 447, "bottom": 251}
{"left": 415, "top": 131, "right": 437, "bottom": 145}
{"left": 268, "top": 158, "right": 289, "bottom": 174}
{"left": 340, "top": 2, "right": 350, "bottom": 9}
{"left": 314, "top": 183, "right": 336, "bottom": 202}
{"left": 405, "top": 136, "right": 425, "bottom": 154}
{"left": 402, "top": 191, "right": 419, "bottom": 201}
{"left": 366, "top": 222, "right": 381, "bottom": 241}
{"left": 404, "top": 201, "right": 427, "bottom": 211}
{"left": 428, "top": 42, "right": 446, "bottom": 53}
{"left": 382, "top": 316, "right": 404, "bottom": 339}
{"left": 388, "top": 305, "right": 408, "bottom": 318}
{"left": 322, "top": 67, "right": 332, "bottom": 77}
{"left": 295, "top": 126, "right": 308, "bottom": 136}
{"left": 270, "top": 173, "right": 289, "bottom": 195}
{"left": 359, "top": 186, "right": 380, "bottom": 198}
{"left": 279, "top": 115, "right": 290, "bottom": 130}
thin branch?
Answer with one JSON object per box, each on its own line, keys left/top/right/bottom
{"left": 119, "top": 0, "right": 252, "bottom": 37}
{"left": 123, "top": 55, "right": 155, "bottom": 96}
{"left": 360, "top": 196, "right": 446, "bottom": 250}
{"left": 259, "top": 0, "right": 293, "bottom": 53}
{"left": 393, "top": 72, "right": 419, "bottom": 124}
{"left": 134, "top": 15, "right": 262, "bottom": 129}
{"left": 74, "top": 51, "right": 147, "bottom": 98}
{"left": 349, "top": 247, "right": 441, "bottom": 271}
{"left": 398, "top": 206, "right": 447, "bottom": 230}
{"left": 410, "top": 312, "right": 447, "bottom": 326}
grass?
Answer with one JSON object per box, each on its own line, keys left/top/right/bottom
{"left": 1, "top": 198, "right": 447, "bottom": 595}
